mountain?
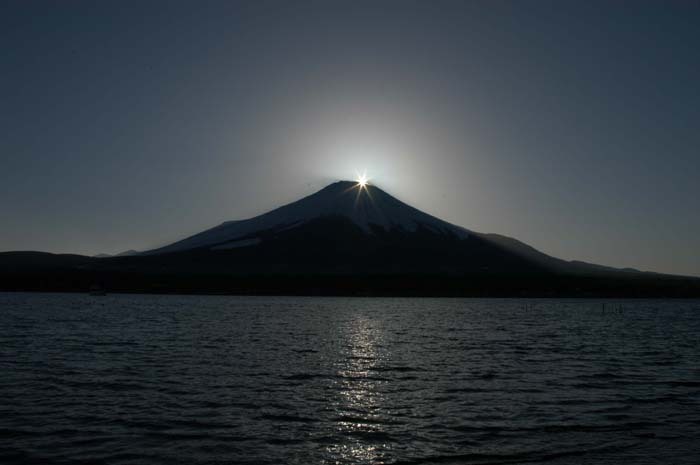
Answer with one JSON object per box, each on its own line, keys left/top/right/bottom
{"left": 147, "top": 181, "right": 469, "bottom": 255}
{"left": 1, "top": 181, "right": 698, "bottom": 296}
{"left": 116, "top": 249, "right": 139, "bottom": 257}
{"left": 94, "top": 249, "right": 140, "bottom": 258}
{"left": 135, "top": 181, "right": 642, "bottom": 276}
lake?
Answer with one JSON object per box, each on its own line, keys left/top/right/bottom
{"left": 1, "top": 293, "right": 699, "bottom": 464}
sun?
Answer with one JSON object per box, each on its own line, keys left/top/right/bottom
{"left": 356, "top": 171, "right": 369, "bottom": 188}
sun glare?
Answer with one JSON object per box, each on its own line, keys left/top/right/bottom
{"left": 356, "top": 171, "right": 369, "bottom": 188}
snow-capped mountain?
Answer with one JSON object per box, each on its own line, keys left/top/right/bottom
{"left": 148, "top": 181, "right": 469, "bottom": 254}
{"left": 2, "top": 179, "right": 696, "bottom": 296}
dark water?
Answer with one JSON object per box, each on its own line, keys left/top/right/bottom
{"left": 1, "top": 294, "right": 699, "bottom": 464}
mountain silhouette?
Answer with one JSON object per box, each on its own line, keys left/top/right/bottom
{"left": 1, "top": 181, "right": 698, "bottom": 296}
{"left": 137, "top": 181, "right": 640, "bottom": 276}
{"left": 148, "top": 180, "right": 468, "bottom": 255}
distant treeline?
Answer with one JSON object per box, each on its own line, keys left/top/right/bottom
{"left": 2, "top": 269, "right": 700, "bottom": 298}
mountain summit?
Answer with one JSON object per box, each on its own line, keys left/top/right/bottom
{"left": 149, "top": 181, "right": 468, "bottom": 254}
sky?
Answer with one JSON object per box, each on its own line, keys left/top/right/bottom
{"left": 2, "top": 0, "right": 699, "bottom": 276}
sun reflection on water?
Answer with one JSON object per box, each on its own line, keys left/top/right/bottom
{"left": 326, "top": 313, "right": 391, "bottom": 464}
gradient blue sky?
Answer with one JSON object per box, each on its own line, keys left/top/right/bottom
{"left": 2, "top": 0, "right": 699, "bottom": 276}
